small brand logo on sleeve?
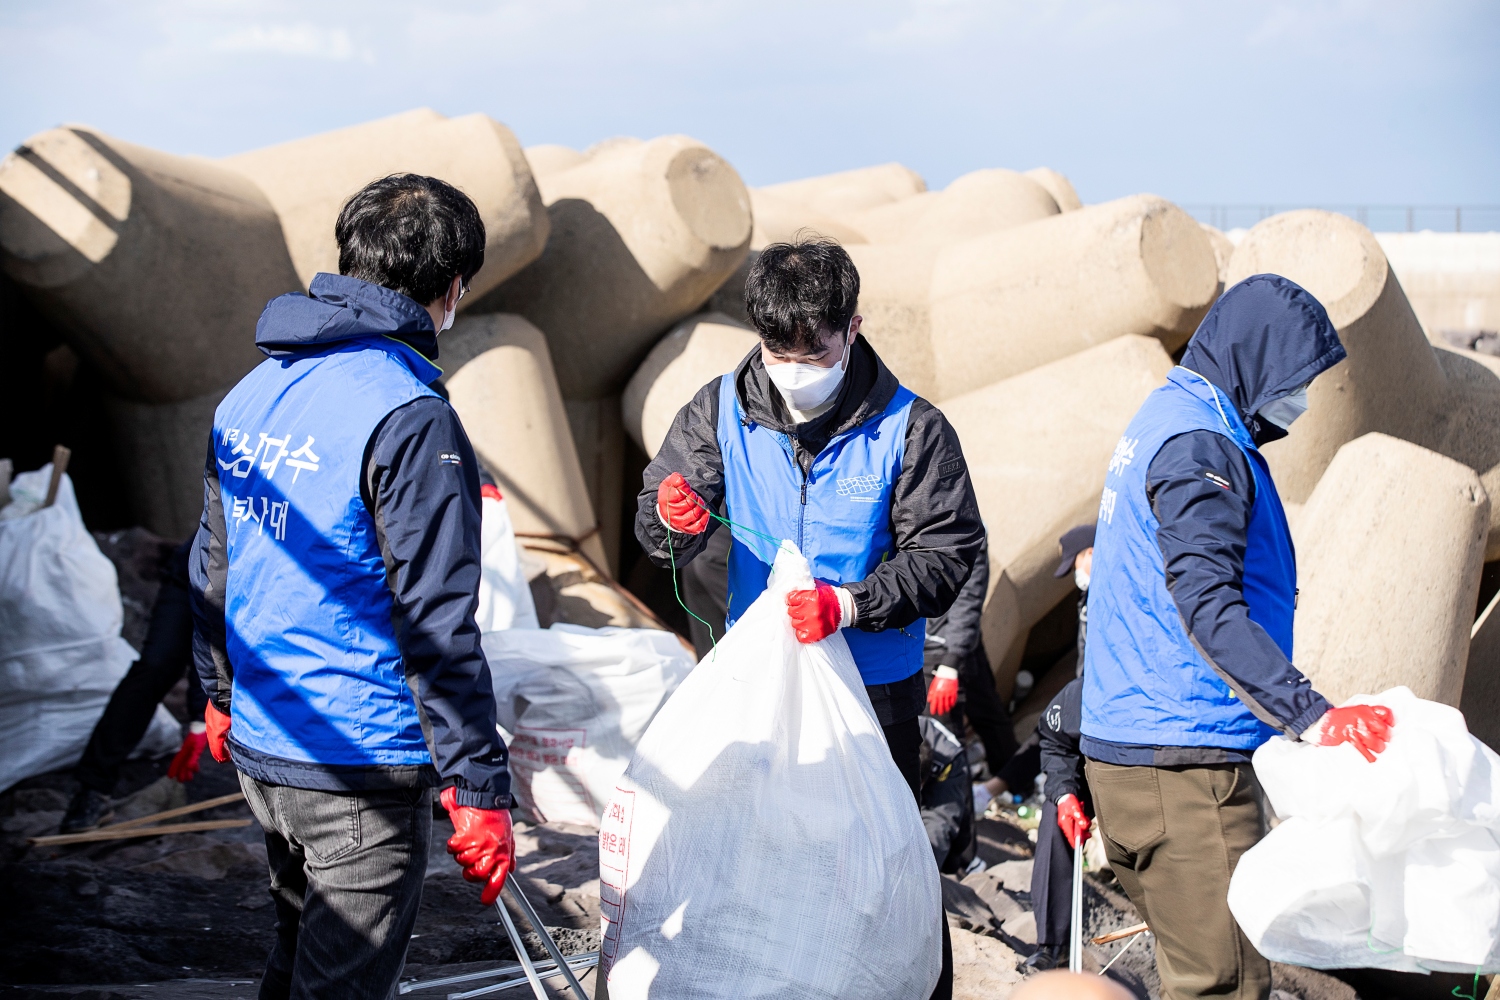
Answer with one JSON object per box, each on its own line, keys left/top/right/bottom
{"left": 438, "top": 452, "right": 463, "bottom": 466}
{"left": 1204, "top": 471, "right": 1231, "bottom": 490}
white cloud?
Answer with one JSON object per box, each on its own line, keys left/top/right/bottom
{"left": 209, "top": 22, "right": 367, "bottom": 61}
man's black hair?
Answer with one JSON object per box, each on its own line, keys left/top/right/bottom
{"left": 335, "top": 173, "right": 486, "bottom": 307}
{"left": 745, "top": 237, "right": 860, "bottom": 354}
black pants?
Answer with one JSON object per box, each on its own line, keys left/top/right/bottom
{"left": 923, "top": 645, "right": 1019, "bottom": 778}
{"left": 240, "top": 775, "right": 432, "bottom": 1000}
{"left": 875, "top": 679, "right": 952, "bottom": 1000}
{"left": 74, "top": 581, "right": 205, "bottom": 793}
{"left": 1032, "top": 799, "right": 1073, "bottom": 947}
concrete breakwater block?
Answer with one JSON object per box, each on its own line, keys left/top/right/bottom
{"left": 223, "top": 108, "right": 549, "bottom": 303}
{"left": 623, "top": 312, "right": 758, "bottom": 458}
{"left": 940, "top": 334, "right": 1174, "bottom": 697}
{"left": 1292, "top": 433, "right": 1488, "bottom": 707}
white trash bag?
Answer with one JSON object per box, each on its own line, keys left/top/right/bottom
{"left": 483, "top": 624, "right": 694, "bottom": 826}
{"left": 0, "top": 466, "right": 154, "bottom": 792}
{"left": 475, "top": 489, "right": 539, "bottom": 632}
{"left": 1228, "top": 686, "right": 1500, "bottom": 973}
{"left": 598, "top": 542, "right": 942, "bottom": 999}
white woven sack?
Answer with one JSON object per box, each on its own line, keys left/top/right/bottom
{"left": 1229, "top": 686, "right": 1500, "bottom": 973}
{"left": 0, "top": 467, "right": 151, "bottom": 791}
{"left": 475, "top": 491, "right": 539, "bottom": 632}
{"left": 599, "top": 542, "right": 942, "bottom": 999}
{"left": 483, "top": 624, "right": 694, "bottom": 826}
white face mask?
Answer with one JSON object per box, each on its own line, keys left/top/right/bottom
{"left": 1074, "top": 567, "right": 1090, "bottom": 592}
{"left": 765, "top": 322, "right": 853, "bottom": 412}
{"left": 1258, "top": 384, "right": 1310, "bottom": 430}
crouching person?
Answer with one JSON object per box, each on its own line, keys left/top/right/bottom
{"left": 189, "top": 174, "right": 514, "bottom": 1000}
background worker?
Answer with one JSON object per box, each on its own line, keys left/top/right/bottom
{"left": 636, "top": 237, "right": 986, "bottom": 1000}
{"left": 61, "top": 540, "right": 211, "bottom": 833}
{"left": 922, "top": 531, "right": 1019, "bottom": 802}
{"left": 1082, "top": 275, "right": 1396, "bottom": 1000}
{"left": 1022, "top": 675, "right": 1088, "bottom": 973}
{"left": 918, "top": 715, "right": 978, "bottom": 875}
{"left": 190, "top": 174, "right": 515, "bottom": 1000}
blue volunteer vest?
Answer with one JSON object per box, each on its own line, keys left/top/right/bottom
{"left": 716, "top": 374, "right": 924, "bottom": 685}
{"left": 213, "top": 338, "right": 438, "bottom": 767}
{"left": 1081, "top": 367, "right": 1295, "bottom": 750}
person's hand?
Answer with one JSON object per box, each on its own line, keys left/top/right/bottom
{"left": 786, "top": 582, "right": 844, "bottom": 643}
{"left": 1310, "top": 704, "right": 1395, "bottom": 763}
{"left": 441, "top": 786, "right": 516, "bottom": 906}
{"left": 204, "top": 703, "right": 232, "bottom": 763}
{"left": 927, "top": 666, "right": 960, "bottom": 715}
{"left": 167, "top": 729, "right": 208, "bottom": 782}
{"left": 1056, "top": 793, "right": 1090, "bottom": 850}
{"left": 657, "top": 472, "right": 709, "bottom": 534}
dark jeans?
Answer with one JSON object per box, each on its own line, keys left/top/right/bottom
{"left": 240, "top": 775, "right": 432, "bottom": 1000}
{"left": 875, "top": 685, "right": 952, "bottom": 1000}
{"left": 75, "top": 581, "right": 205, "bottom": 793}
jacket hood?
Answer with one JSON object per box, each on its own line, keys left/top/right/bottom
{"left": 255, "top": 273, "right": 440, "bottom": 378}
{"left": 1178, "top": 274, "right": 1346, "bottom": 443}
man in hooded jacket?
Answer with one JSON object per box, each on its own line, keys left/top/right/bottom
{"left": 190, "top": 174, "right": 515, "bottom": 1000}
{"left": 1081, "top": 274, "right": 1396, "bottom": 1000}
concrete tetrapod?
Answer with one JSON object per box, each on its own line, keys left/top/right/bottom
{"left": 1023, "top": 167, "right": 1083, "bottom": 212}
{"left": 757, "top": 162, "right": 926, "bottom": 220}
{"left": 847, "top": 168, "right": 1059, "bottom": 246}
{"left": 223, "top": 109, "right": 548, "bottom": 301}
{"left": 1291, "top": 433, "right": 1488, "bottom": 708}
{"left": 622, "top": 312, "right": 759, "bottom": 458}
{"left": 0, "top": 124, "right": 300, "bottom": 404}
{"left": 1225, "top": 210, "right": 1500, "bottom": 558}
{"left": 476, "top": 134, "right": 752, "bottom": 401}
{"left": 439, "top": 314, "right": 608, "bottom": 574}
{"left": 748, "top": 188, "right": 868, "bottom": 249}
{"left": 929, "top": 194, "right": 1220, "bottom": 402}
{"left": 940, "top": 334, "right": 1175, "bottom": 698}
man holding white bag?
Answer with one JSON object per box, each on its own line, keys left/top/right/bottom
{"left": 634, "top": 237, "right": 985, "bottom": 999}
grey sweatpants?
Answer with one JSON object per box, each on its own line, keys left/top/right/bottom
{"left": 240, "top": 774, "right": 433, "bottom": 1000}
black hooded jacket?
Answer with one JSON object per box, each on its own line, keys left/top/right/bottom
{"left": 1087, "top": 274, "right": 1347, "bottom": 766}
{"left": 634, "top": 336, "right": 985, "bottom": 635}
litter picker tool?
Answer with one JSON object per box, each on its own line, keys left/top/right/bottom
{"left": 1069, "top": 838, "right": 1084, "bottom": 973}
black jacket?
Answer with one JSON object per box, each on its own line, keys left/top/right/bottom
{"left": 918, "top": 716, "right": 975, "bottom": 873}
{"left": 190, "top": 275, "right": 509, "bottom": 807}
{"left": 925, "top": 532, "right": 989, "bottom": 669}
{"left": 1039, "top": 678, "right": 1085, "bottom": 805}
{"left": 634, "top": 336, "right": 985, "bottom": 632}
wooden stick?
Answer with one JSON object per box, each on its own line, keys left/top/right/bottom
{"left": 43, "top": 445, "right": 71, "bottom": 507}
{"left": 1092, "top": 922, "right": 1150, "bottom": 945}
{"left": 29, "top": 818, "right": 250, "bottom": 847}
{"left": 102, "top": 791, "right": 246, "bottom": 832}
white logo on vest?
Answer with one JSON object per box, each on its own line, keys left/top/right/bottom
{"left": 835, "top": 475, "right": 883, "bottom": 502}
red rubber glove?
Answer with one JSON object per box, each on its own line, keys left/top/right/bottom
{"left": 1312, "top": 704, "right": 1395, "bottom": 763}
{"left": 786, "top": 582, "right": 843, "bottom": 643}
{"left": 657, "top": 472, "right": 709, "bottom": 534}
{"left": 167, "top": 730, "right": 208, "bottom": 782}
{"left": 204, "top": 703, "right": 232, "bottom": 763}
{"left": 927, "top": 666, "right": 960, "bottom": 716}
{"left": 1057, "top": 793, "right": 1090, "bottom": 850}
{"left": 441, "top": 786, "right": 516, "bottom": 906}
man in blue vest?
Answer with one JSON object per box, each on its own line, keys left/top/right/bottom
{"left": 190, "top": 174, "right": 514, "bottom": 1000}
{"left": 1082, "top": 275, "right": 1396, "bottom": 1000}
{"left": 634, "top": 238, "right": 985, "bottom": 1000}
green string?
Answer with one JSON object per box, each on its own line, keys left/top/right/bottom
{"left": 663, "top": 495, "right": 789, "bottom": 662}
{"left": 1450, "top": 970, "right": 1482, "bottom": 1000}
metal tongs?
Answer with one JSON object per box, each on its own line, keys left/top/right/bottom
{"left": 400, "top": 874, "right": 596, "bottom": 1000}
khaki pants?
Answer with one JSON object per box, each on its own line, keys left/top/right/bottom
{"left": 1085, "top": 760, "right": 1270, "bottom": 1000}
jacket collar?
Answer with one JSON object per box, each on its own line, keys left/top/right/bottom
{"left": 254, "top": 273, "right": 441, "bottom": 383}
{"left": 1168, "top": 366, "right": 1255, "bottom": 451}
{"left": 731, "top": 336, "right": 899, "bottom": 446}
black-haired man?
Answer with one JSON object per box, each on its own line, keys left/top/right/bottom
{"left": 635, "top": 238, "right": 985, "bottom": 1000}
{"left": 191, "top": 174, "right": 513, "bottom": 1000}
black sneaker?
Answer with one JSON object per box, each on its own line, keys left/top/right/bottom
{"left": 1022, "top": 944, "right": 1066, "bottom": 973}
{"left": 60, "top": 788, "right": 114, "bottom": 834}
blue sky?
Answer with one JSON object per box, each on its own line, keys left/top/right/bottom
{"left": 3, "top": 1, "right": 1496, "bottom": 206}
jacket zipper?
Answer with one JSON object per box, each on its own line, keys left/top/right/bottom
{"left": 798, "top": 468, "right": 809, "bottom": 551}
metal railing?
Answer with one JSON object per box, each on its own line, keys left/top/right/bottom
{"left": 1183, "top": 205, "right": 1500, "bottom": 233}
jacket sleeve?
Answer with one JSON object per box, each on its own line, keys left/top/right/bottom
{"left": 365, "top": 397, "right": 510, "bottom": 809}
{"left": 1147, "top": 430, "right": 1330, "bottom": 736}
{"left": 1039, "top": 679, "right": 1085, "bottom": 803}
{"left": 189, "top": 437, "right": 233, "bottom": 714}
{"left": 634, "top": 378, "right": 727, "bottom": 570}
{"left": 924, "top": 531, "right": 989, "bottom": 666}
{"left": 845, "top": 399, "right": 986, "bottom": 633}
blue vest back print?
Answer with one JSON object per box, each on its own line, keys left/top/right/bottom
{"left": 716, "top": 373, "right": 925, "bottom": 685}
{"left": 1081, "top": 367, "right": 1296, "bottom": 750}
{"left": 213, "top": 338, "right": 438, "bottom": 767}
